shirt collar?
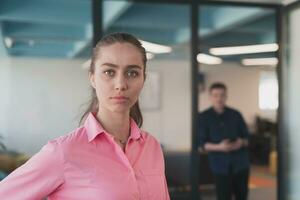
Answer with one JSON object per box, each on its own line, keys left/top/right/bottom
{"left": 84, "top": 112, "right": 144, "bottom": 142}
{"left": 210, "top": 106, "right": 227, "bottom": 115}
{"left": 129, "top": 118, "right": 144, "bottom": 141}
{"left": 84, "top": 113, "right": 105, "bottom": 142}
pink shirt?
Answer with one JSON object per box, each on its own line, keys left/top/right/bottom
{"left": 0, "top": 113, "right": 170, "bottom": 200}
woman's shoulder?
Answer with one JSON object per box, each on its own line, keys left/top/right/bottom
{"left": 49, "top": 126, "right": 88, "bottom": 147}
{"left": 140, "top": 130, "right": 155, "bottom": 141}
{"left": 140, "top": 130, "right": 163, "bottom": 150}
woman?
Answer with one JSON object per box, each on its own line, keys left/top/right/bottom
{"left": 0, "top": 33, "right": 170, "bottom": 200}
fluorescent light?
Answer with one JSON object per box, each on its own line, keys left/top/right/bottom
{"left": 146, "top": 52, "right": 154, "bottom": 60}
{"left": 210, "top": 43, "right": 279, "bottom": 56}
{"left": 197, "top": 53, "right": 222, "bottom": 65}
{"left": 4, "top": 37, "right": 13, "bottom": 48}
{"left": 242, "top": 57, "right": 278, "bottom": 66}
{"left": 140, "top": 40, "right": 172, "bottom": 54}
{"left": 283, "top": 0, "right": 298, "bottom": 5}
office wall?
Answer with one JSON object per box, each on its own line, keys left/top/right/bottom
{"left": 0, "top": 55, "right": 277, "bottom": 155}
{"left": 0, "top": 56, "right": 91, "bottom": 155}
{"left": 199, "top": 63, "right": 277, "bottom": 131}
{"left": 142, "top": 60, "right": 191, "bottom": 151}
{"left": 0, "top": 57, "right": 11, "bottom": 144}
{"left": 0, "top": 57, "right": 191, "bottom": 154}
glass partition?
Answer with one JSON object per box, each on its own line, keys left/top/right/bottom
{"left": 198, "top": 4, "right": 278, "bottom": 199}
{"left": 282, "top": 4, "right": 300, "bottom": 200}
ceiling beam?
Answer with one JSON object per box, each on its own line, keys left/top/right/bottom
{"left": 0, "top": 0, "right": 91, "bottom": 26}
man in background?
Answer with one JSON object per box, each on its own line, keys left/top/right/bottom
{"left": 198, "top": 82, "right": 250, "bottom": 200}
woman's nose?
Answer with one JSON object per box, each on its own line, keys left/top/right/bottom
{"left": 114, "top": 75, "right": 128, "bottom": 91}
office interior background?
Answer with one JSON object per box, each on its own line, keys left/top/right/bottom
{"left": 0, "top": 0, "right": 299, "bottom": 199}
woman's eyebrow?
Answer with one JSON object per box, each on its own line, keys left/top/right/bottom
{"left": 101, "top": 63, "right": 142, "bottom": 70}
{"left": 127, "top": 65, "right": 142, "bottom": 70}
{"left": 101, "top": 63, "right": 118, "bottom": 68}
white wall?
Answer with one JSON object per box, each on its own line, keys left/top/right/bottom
{"left": 142, "top": 60, "right": 191, "bottom": 151}
{"left": 1, "top": 56, "right": 277, "bottom": 155}
{"left": 198, "top": 63, "right": 277, "bottom": 131}
{"left": 0, "top": 57, "right": 192, "bottom": 154}
{"left": 0, "top": 56, "right": 90, "bottom": 155}
{"left": 0, "top": 57, "right": 11, "bottom": 144}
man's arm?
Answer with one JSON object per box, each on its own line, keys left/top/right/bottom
{"left": 230, "top": 138, "right": 248, "bottom": 151}
{"left": 230, "top": 112, "right": 250, "bottom": 151}
{"left": 204, "top": 139, "right": 235, "bottom": 153}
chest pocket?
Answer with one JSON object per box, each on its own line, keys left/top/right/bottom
{"left": 139, "top": 168, "right": 165, "bottom": 199}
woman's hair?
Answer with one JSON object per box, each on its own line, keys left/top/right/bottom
{"left": 79, "top": 32, "right": 147, "bottom": 127}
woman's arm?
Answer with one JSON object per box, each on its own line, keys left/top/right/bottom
{"left": 0, "top": 140, "right": 65, "bottom": 199}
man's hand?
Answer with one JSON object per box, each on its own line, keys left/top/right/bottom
{"left": 218, "top": 139, "right": 233, "bottom": 153}
{"left": 230, "top": 138, "right": 246, "bottom": 151}
{"left": 203, "top": 138, "right": 248, "bottom": 153}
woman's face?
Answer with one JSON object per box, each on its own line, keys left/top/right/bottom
{"left": 90, "top": 42, "right": 145, "bottom": 114}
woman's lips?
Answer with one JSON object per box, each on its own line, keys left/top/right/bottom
{"left": 110, "top": 96, "right": 129, "bottom": 103}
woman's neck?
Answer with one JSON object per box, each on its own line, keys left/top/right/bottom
{"left": 96, "top": 108, "right": 130, "bottom": 141}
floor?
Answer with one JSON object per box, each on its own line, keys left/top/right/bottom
{"left": 248, "top": 165, "right": 276, "bottom": 200}
{"left": 170, "top": 165, "right": 276, "bottom": 200}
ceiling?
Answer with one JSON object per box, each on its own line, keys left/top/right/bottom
{"left": 0, "top": 0, "right": 283, "bottom": 62}
{"left": 214, "top": 0, "right": 297, "bottom": 5}
{"left": 213, "top": 0, "right": 282, "bottom": 4}
{"left": 0, "top": 0, "right": 92, "bottom": 58}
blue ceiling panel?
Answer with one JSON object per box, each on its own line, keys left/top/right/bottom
{"left": 112, "top": 4, "right": 189, "bottom": 30}
{"left": 0, "top": 0, "right": 277, "bottom": 62}
{"left": 3, "top": 21, "right": 91, "bottom": 41}
{"left": 0, "top": 0, "right": 91, "bottom": 25}
{"left": 0, "top": 0, "right": 91, "bottom": 58}
{"left": 8, "top": 40, "right": 76, "bottom": 58}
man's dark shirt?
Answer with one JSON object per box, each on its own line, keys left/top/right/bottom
{"left": 198, "top": 106, "right": 250, "bottom": 174}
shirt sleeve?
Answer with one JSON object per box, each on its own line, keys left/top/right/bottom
{"left": 198, "top": 113, "right": 209, "bottom": 148}
{"left": 237, "top": 112, "right": 250, "bottom": 139}
{"left": 164, "top": 174, "right": 170, "bottom": 200}
{"left": 156, "top": 138, "right": 170, "bottom": 200}
{"left": 0, "top": 140, "right": 65, "bottom": 200}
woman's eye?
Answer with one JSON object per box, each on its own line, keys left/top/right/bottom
{"left": 127, "top": 70, "right": 139, "bottom": 78}
{"left": 104, "top": 70, "right": 115, "bottom": 77}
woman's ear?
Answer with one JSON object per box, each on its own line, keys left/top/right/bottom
{"left": 89, "top": 72, "right": 96, "bottom": 89}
